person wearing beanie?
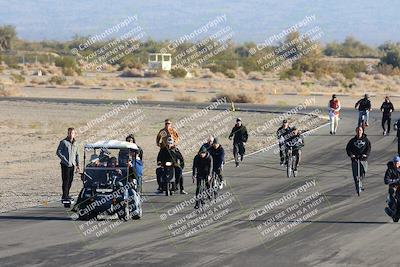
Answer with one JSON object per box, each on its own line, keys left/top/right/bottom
{"left": 380, "top": 96, "right": 394, "bottom": 135}
{"left": 192, "top": 145, "right": 213, "bottom": 209}
{"left": 209, "top": 137, "right": 225, "bottom": 189}
{"left": 229, "top": 118, "right": 248, "bottom": 167}
{"left": 384, "top": 156, "right": 400, "bottom": 221}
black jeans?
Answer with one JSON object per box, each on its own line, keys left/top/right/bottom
{"left": 233, "top": 142, "right": 245, "bottom": 163}
{"left": 382, "top": 115, "right": 391, "bottom": 133}
{"left": 195, "top": 175, "right": 210, "bottom": 198}
{"left": 213, "top": 168, "right": 223, "bottom": 182}
{"left": 398, "top": 138, "right": 400, "bottom": 156}
{"left": 279, "top": 143, "right": 285, "bottom": 162}
{"left": 61, "top": 164, "right": 74, "bottom": 199}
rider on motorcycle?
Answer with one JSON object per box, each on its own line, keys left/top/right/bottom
{"left": 156, "top": 137, "right": 186, "bottom": 194}
{"left": 276, "top": 119, "right": 292, "bottom": 166}
{"left": 384, "top": 156, "right": 400, "bottom": 220}
{"left": 209, "top": 137, "right": 225, "bottom": 189}
{"left": 346, "top": 126, "right": 371, "bottom": 189}
{"left": 192, "top": 146, "right": 213, "bottom": 209}
{"left": 355, "top": 94, "right": 372, "bottom": 127}
{"left": 284, "top": 127, "right": 304, "bottom": 174}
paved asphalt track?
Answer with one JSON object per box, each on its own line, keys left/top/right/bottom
{"left": 1, "top": 98, "right": 400, "bottom": 267}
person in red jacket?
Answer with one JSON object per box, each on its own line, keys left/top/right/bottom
{"left": 328, "top": 94, "right": 341, "bottom": 135}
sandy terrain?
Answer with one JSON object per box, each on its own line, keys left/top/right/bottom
{"left": 0, "top": 100, "right": 324, "bottom": 212}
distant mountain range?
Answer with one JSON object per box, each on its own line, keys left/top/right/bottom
{"left": 0, "top": 0, "right": 399, "bottom": 45}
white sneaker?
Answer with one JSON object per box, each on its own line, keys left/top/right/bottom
{"left": 219, "top": 182, "right": 224, "bottom": 190}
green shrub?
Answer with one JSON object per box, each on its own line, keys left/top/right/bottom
{"left": 241, "top": 57, "right": 261, "bottom": 74}
{"left": 62, "top": 67, "right": 75, "bottom": 76}
{"left": 170, "top": 67, "right": 187, "bottom": 78}
{"left": 55, "top": 56, "right": 81, "bottom": 76}
{"left": 279, "top": 68, "right": 302, "bottom": 80}
{"left": 55, "top": 56, "right": 76, "bottom": 68}
{"left": 381, "top": 47, "right": 400, "bottom": 68}
{"left": 340, "top": 65, "right": 356, "bottom": 80}
{"left": 11, "top": 73, "right": 25, "bottom": 83}
{"left": 49, "top": 76, "right": 67, "bottom": 85}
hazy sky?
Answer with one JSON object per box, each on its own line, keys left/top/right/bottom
{"left": 0, "top": 0, "right": 399, "bottom": 45}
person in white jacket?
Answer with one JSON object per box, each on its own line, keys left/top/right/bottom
{"left": 328, "top": 94, "right": 341, "bottom": 135}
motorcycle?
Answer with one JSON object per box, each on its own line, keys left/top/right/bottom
{"left": 162, "top": 162, "right": 176, "bottom": 196}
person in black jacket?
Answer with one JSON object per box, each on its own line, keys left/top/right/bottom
{"left": 229, "top": 118, "right": 248, "bottom": 167}
{"left": 192, "top": 146, "right": 213, "bottom": 209}
{"left": 156, "top": 137, "right": 186, "bottom": 194}
{"left": 355, "top": 94, "right": 372, "bottom": 127}
{"left": 395, "top": 119, "right": 400, "bottom": 155}
{"left": 284, "top": 127, "right": 304, "bottom": 174}
{"left": 380, "top": 96, "right": 394, "bottom": 135}
{"left": 346, "top": 127, "right": 371, "bottom": 191}
{"left": 209, "top": 138, "right": 225, "bottom": 189}
{"left": 384, "top": 156, "right": 400, "bottom": 220}
{"left": 276, "top": 119, "right": 292, "bottom": 165}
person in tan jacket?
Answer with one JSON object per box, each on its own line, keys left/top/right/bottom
{"left": 156, "top": 118, "right": 180, "bottom": 148}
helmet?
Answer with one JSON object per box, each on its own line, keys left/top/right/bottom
{"left": 167, "top": 137, "right": 174, "bottom": 145}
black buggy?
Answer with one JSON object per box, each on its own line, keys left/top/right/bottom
{"left": 73, "top": 140, "right": 143, "bottom": 221}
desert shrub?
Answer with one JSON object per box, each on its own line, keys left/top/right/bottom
{"left": 117, "top": 57, "right": 142, "bottom": 70}
{"left": 120, "top": 69, "right": 144, "bottom": 78}
{"left": 338, "top": 61, "right": 366, "bottom": 80}
{"left": 376, "top": 64, "right": 400, "bottom": 76}
{"left": 381, "top": 47, "right": 400, "bottom": 68}
{"left": 346, "top": 61, "right": 367, "bottom": 73}
{"left": 55, "top": 56, "right": 81, "bottom": 76}
{"left": 74, "top": 79, "right": 85, "bottom": 86}
{"left": 55, "top": 56, "right": 76, "bottom": 69}
{"left": 324, "top": 37, "right": 381, "bottom": 58}
{"left": 170, "top": 67, "right": 187, "bottom": 78}
{"left": 211, "top": 93, "right": 254, "bottom": 103}
{"left": 206, "top": 60, "right": 237, "bottom": 74}
{"left": 339, "top": 65, "right": 356, "bottom": 80}
{"left": 241, "top": 57, "right": 261, "bottom": 74}
{"left": 11, "top": 73, "right": 25, "bottom": 83}
{"left": 279, "top": 68, "right": 302, "bottom": 80}
{"left": 49, "top": 76, "right": 67, "bottom": 85}
{"left": 62, "top": 67, "right": 76, "bottom": 76}
{"left": 224, "top": 69, "right": 236, "bottom": 78}
{"left": 248, "top": 71, "right": 263, "bottom": 80}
